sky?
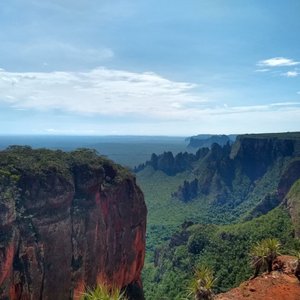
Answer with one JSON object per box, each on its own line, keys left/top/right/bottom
{"left": 0, "top": 0, "right": 299, "bottom": 136}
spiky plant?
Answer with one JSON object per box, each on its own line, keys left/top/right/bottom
{"left": 250, "top": 238, "right": 281, "bottom": 277}
{"left": 188, "top": 266, "right": 215, "bottom": 300}
{"left": 262, "top": 238, "right": 281, "bottom": 272}
{"left": 81, "top": 284, "right": 127, "bottom": 300}
{"left": 250, "top": 242, "right": 268, "bottom": 278}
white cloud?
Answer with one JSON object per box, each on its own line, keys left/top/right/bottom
{"left": 0, "top": 67, "right": 300, "bottom": 130}
{"left": 255, "top": 68, "right": 270, "bottom": 72}
{"left": 0, "top": 67, "right": 202, "bottom": 120}
{"left": 282, "top": 71, "right": 299, "bottom": 78}
{"left": 258, "top": 57, "right": 300, "bottom": 67}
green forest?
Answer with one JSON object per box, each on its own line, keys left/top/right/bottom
{"left": 136, "top": 133, "right": 300, "bottom": 299}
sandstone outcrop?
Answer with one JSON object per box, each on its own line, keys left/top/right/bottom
{"left": 0, "top": 147, "right": 147, "bottom": 300}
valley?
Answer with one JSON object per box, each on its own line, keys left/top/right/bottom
{"left": 0, "top": 132, "right": 300, "bottom": 299}
{"left": 2, "top": 1, "right": 299, "bottom": 299}
{"left": 135, "top": 132, "right": 300, "bottom": 299}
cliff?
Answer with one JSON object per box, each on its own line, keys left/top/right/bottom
{"left": 215, "top": 255, "right": 300, "bottom": 300}
{"left": 134, "top": 151, "right": 198, "bottom": 176}
{"left": 173, "top": 133, "right": 300, "bottom": 203}
{"left": 230, "top": 134, "right": 296, "bottom": 180}
{"left": 188, "top": 134, "right": 235, "bottom": 149}
{"left": 0, "top": 146, "right": 147, "bottom": 300}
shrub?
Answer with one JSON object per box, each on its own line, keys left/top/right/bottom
{"left": 81, "top": 284, "right": 127, "bottom": 300}
{"left": 250, "top": 238, "right": 281, "bottom": 277}
{"left": 188, "top": 266, "right": 215, "bottom": 300}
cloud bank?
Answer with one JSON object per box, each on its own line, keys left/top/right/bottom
{"left": 0, "top": 67, "right": 201, "bottom": 119}
{"left": 0, "top": 67, "right": 299, "bottom": 135}
{"left": 258, "top": 57, "right": 300, "bottom": 67}
{"left": 256, "top": 57, "right": 300, "bottom": 81}
{"left": 283, "top": 71, "right": 299, "bottom": 78}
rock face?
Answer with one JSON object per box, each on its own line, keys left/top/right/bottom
{"left": 230, "top": 135, "right": 296, "bottom": 180}
{"left": 0, "top": 147, "right": 147, "bottom": 300}
{"left": 215, "top": 256, "right": 300, "bottom": 300}
{"left": 173, "top": 133, "right": 300, "bottom": 204}
{"left": 187, "top": 134, "right": 236, "bottom": 149}
{"left": 134, "top": 151, "right": 198, "bottom": 176}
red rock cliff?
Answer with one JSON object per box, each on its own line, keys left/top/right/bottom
{"left": 0, "top": 147, "right": 147, "bottom": 300}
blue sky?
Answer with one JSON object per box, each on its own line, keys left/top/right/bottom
{"left": 0, "top": 0, "right": 299, "bottom": 135}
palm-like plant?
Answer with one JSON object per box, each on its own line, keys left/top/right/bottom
{"left": 250, "top": 238, "right": 281, "bottom": 277}
{"left": 188, "top": 266, "right": 215, "bottom": 300}
{"left": 263, "top": 238, "right": 281, "bottom": 272}
{"left": 250, "top": 243, "right": 268, "bottom": 278}
{"left": 81, "top": 284, "right": 127, "bottom": 300}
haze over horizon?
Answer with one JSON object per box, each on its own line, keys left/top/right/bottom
{"left": 0, "top": 0, "right": 299, "bottom": 136}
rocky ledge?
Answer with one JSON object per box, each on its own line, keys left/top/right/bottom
{"left": 216, "top": 256, "right": 300, "bottom": 300}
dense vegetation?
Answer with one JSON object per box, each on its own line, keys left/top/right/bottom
{"left": 139, "top": 133, "right": 300, "bottom": 299}
{"left": 143, "top": 207, "right": 300, "bottom": 299}
{"left": 285, "top": 179, "right": 300, "bottom": 237}
{"left": 0, "top": 146, "right": 131, "bottom": 184}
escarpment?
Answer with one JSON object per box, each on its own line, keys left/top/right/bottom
{"left": 167, "top": 133, "right": 300, "bottom": 204}
{"left": 0, "top": 147, "right": 147, "bottom": 300}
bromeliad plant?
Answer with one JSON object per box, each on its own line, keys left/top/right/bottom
{"left": 187, "top": 266, "right": 215, "bottom": 300}
{"left": 250, "top": 238, "right": 281, "bottom": 278}
{"left": 81, "top": 284, "right": 127, "bottom": 300}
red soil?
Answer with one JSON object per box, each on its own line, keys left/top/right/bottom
{"left": 215, "top": 256, "right": 300, "bottom": 300}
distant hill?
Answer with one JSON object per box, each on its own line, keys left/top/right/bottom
{"left": 187, "top": 134, "right": 237, "bottom": 148}
{"left": 0, "top": 135, "right": 189, "bottom": 168}
{"left": 134, "top": 148, "right": 208, "bottom": 175}
{"left": 136, "top": 132, "right": 300, "bottom": 204}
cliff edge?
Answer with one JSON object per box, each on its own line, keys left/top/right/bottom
{"left": 0, "top": 146, "right": 147, "bottom": 300}
{"left": 215, "top": 255, "right": 300, "bottom": 300}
